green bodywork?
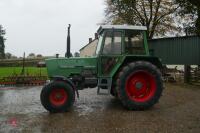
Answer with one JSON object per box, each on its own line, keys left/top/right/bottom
{"left": 45, "top": 55, "right": 161, "bottom": 80}
{"left": 46, "top": 57, "right": 97, "bottom": 78}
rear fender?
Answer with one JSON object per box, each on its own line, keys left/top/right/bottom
{"left": 123, "top": 56, "right": 163, "bottom": 70}
{"left": 113, "top": 56, "right": 163, "bottom": 79}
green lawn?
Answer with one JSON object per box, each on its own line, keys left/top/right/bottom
{"left": 0, "top": 67, "right": 48, "bottom": 77}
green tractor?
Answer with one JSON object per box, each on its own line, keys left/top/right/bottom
{"left": 40, "top": 25, "right": 164, "bottom": 113}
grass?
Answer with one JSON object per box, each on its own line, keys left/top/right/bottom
{"left": 0, "top": 67, "right": 48, "bottom": 77}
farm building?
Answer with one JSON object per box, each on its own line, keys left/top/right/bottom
{"left": 148, "top": 36, "right": 200, "bottom": 65}
{"left": 148, "top": 36, "right": 200, "bottom": 83}
{"left": 80, "top": 33, "right": 98, "bottom": 57}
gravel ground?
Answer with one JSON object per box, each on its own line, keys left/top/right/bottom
{"left": 0, "top": 83, "right": 200, "bottom": 133}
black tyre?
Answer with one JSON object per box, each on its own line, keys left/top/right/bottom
{"left": 116, "top": 61, "right": 163, "bottom": 110}
{"left": 111, "top": 86, "right": 118, "bottom": 98}
{"left": 40, "top": 81, "right": 75, "bottom": 113}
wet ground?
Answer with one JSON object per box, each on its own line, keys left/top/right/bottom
{"left": 0, "top": 83, "right": 200, "bottom": 133}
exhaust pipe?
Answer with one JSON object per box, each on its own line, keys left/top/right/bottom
{"left": 65, "top": 24, "right": 71, "bottom": 58}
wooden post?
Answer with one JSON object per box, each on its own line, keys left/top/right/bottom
{"left": 184, "top": 65, "right": 191, "bottom": 83}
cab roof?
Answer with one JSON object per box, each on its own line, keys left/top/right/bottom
{"left": 97, "top": 25, "right": 147, "bottom": 34}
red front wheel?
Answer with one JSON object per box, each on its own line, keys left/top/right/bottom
{"left": 40, "top": 81, "right": 75, "bottom": 113}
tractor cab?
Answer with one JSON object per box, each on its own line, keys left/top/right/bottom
{"left": 94, "top": 25, "right": 151, "bottom": 94}
{"left": 95, "top": 25, "right": 148, "bottom": 56}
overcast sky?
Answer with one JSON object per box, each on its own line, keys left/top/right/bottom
{"left": 0, "top": 0, "right": 105, "bottom": 57}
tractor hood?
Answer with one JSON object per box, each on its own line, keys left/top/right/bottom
{"left": 45, "top": 57, "right": 97, "bottom": 78}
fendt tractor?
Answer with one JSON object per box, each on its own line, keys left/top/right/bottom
{"left": 40, "top": 25, "right": 164, "bottom": 113}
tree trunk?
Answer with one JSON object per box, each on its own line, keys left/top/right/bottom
{"left": 196, "top": 9, "right": 200, "bottom": 36}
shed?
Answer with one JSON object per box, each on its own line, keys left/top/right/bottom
{"left": 148, "top": 36, "right": 200, "bottom": 65}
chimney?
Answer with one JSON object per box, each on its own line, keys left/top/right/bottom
{"left": 95, "top": 33, "right": 98, "bottom": 39}
{"left": 56, "top": 54, "right": 59, "bottom": 58}
{"left": 89, "top": 38, "right": 92, "bottom": 43}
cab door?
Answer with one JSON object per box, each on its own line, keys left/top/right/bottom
{"left": 98, "top": 30, "right": 124, "bottom": 77}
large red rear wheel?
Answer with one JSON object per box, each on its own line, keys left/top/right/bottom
{"left": 126, "top": 71, "right": 156, "bottom": 102}
{"left": 117, "top": 61, "right": 163, "bottom": 110}
{"left": 40, "top": 81, "right": 75, "bottom": 113}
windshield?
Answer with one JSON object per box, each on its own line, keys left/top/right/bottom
{"left": 95, "top": 34, "right": 103, "bottom": 55}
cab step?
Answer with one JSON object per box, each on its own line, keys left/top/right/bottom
{"left": 97, "top": 77, "right": 112, "bottom": 95}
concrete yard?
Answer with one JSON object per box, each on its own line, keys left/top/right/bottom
{"left": 0, "top": 83, "right": 200, "bottom": 133}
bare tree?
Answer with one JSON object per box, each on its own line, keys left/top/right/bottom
{"left": 105, "top": 0, "right": 179, "bottom": 39}
{"left": 176, "top": 0, "right": 200, "bottom": 35}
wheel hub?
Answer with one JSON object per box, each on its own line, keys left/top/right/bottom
{"left": 135, "top": 82, "right": 143, "bottom": 90}
{"left": 55, "top": 93, "right": 62, "bottom": 99}
{"left": 49, "top": 88, "right": 68, "bottom": 106}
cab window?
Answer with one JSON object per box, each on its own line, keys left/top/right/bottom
{"left": 102, "top": 31, "right": 122, "bottom": 55}
{"left": 125, "top": 31, "right": 145, "bottom": 55}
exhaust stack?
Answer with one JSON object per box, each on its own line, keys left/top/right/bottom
{"left": 65, "top": 24, "right": 71, "bottom": 58}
